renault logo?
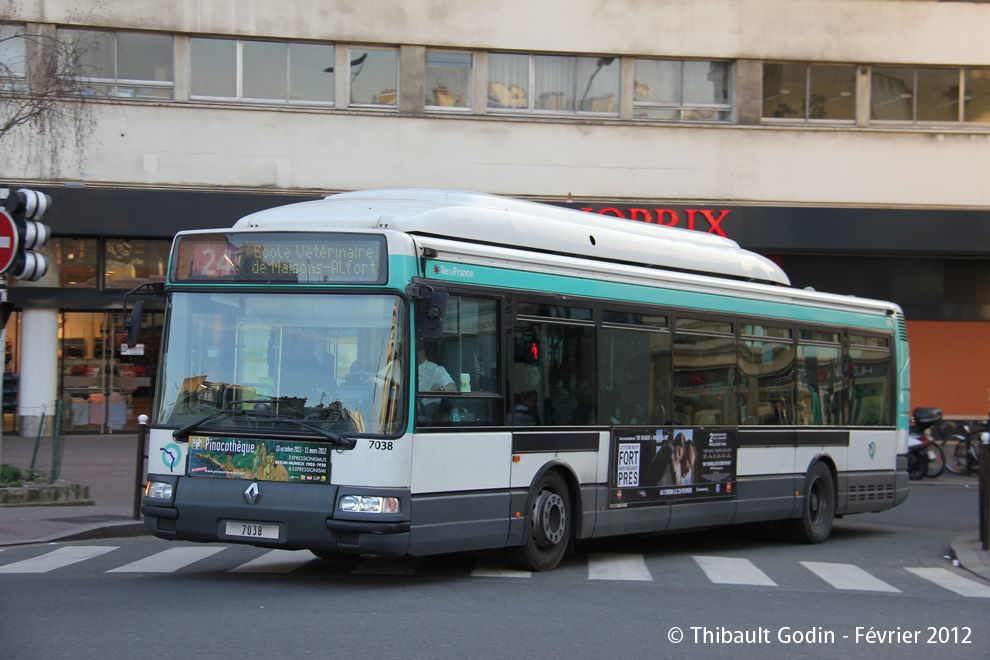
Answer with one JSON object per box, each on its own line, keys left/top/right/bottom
{"left": 243, "top": 482, "right": 261, "bottom": 505}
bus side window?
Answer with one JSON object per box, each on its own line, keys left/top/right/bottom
{"left": 416, "top": 294, "right": 501, "bottom": 427}
{"left": 601, "top": 322, "right": 670, "bottom": 426}
{"left": 512, "top": 318, "right": 595, "bottom": 426}
{"left": 796, "top": 340, "right": 841, "bottom": 425}
{"left": 849, "top": 336, "right": 891, "bottom": 426}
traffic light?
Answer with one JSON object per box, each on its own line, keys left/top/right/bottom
{"left": 2, "top": 371, "right": 18, "bottom": 414}
{"left": 0, "top": 187, "right": 51, "bottom": 282}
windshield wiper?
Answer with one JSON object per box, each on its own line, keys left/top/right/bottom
{"left": 265, "top": 418, "right": 357, "bottom": 449}
{"left": 172, "top": 398, "right": 357, "bottom": 450}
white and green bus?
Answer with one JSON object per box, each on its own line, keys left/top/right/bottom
{"left": 141, "top": 189, "right": 910, "bottom": 571}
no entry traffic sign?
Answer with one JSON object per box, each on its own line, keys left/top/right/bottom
{"left": 0, "top": 208, "right": 20, "bottom": 275}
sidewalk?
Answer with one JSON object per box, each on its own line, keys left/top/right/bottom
{"left": 0, "top": 433, "right": 148, "bottom": 546}
{"left": 1, "top": 434, "right": 989, "bottom": 582}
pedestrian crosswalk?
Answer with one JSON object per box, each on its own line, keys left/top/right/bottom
{"left": 106, "top": 547, "right": 225, "bottom": 573}
{"left": 694, "top": 555, "right": 777, "bottom": 586}
{"left": 800, "top": 560, "right": 902, "bottom": 593}
{"left": 1, "top": 544, "right": 989, "bottom": 598}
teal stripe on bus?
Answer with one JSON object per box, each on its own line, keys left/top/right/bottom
{"left": 425, "top": 259, "right": 895, "bottom": 332}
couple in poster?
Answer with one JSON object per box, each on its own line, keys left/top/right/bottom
{"left": 645, "top": 430, "right": 696, "bottom": 487}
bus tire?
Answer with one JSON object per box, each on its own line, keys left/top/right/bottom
{"left": 783, "top": 462, "right": 835, "bottom": 544}
{"left": 505, "top": 470, "right": 571, "bottom": 572}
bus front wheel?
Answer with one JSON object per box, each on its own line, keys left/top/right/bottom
{"left": 783, "top": 462, "right": 835, "bottom": 544}
{"left": 505, "top": 471, "right": 571, "bottom": 572}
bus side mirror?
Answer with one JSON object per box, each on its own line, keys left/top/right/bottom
{"left": 409, "top": 285, "right": 448, "bottom": 339}
{"left": 124, "top": 300, "right": 145, "bottom": 349}
{"left": 122, "top": 281, "right": 164, "bottom": 349}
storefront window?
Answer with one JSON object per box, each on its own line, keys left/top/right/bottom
{"left": 7, "top": 238, "right": 99, "bottom": 288}
{"left": 104, "top": 239, "right": 170, "bottom": 288}
{"left": 62, "top": 310, "right": 158, "bottom": 432}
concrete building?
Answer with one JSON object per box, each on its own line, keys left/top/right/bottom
{"left": 1, "top": 0, "right": 989, "bottom": 432}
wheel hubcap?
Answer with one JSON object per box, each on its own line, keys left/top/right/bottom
{"left": 808, "top": 478, "right": 827, "bottom": 526}
{"left": 532, "top": 489, "right": 566, "bottom": 548}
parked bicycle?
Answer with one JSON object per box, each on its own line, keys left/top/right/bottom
{"left": 909, "top": 407, "right": 945, "bottom": 479}
{"left": 940, "top": 421, "right": 985, "bottom": 475}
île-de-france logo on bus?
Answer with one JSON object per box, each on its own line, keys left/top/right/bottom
{"left": 432, "top": 263, "right": 476, "bottom": 279}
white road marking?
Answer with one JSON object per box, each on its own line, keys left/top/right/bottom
{"left": 228, "top": 549, "right": 313, "bottom": 573}
{"left": 800, "top": 561, "right": 900, "bottom": 592}
{"left": 693, "top": 556, "right": 778, "bottom": 586}
{"left": 107, "top": 547, "right": 225, "bottom": 573}
{"left": 588, "top": 553, "right": 653, "bottom": 581}
{"left": 905, "top": 567, "right": 990, "bottom": 598}
{"left": 0, "top": 546, "right": 117, "bottom": 573}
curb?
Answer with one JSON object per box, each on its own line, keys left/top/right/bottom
{"left": 949, "top": 533, "right": 990, "bottom": 582}
{"left": 0, "top": 519, "right": 149, "bottom": 548}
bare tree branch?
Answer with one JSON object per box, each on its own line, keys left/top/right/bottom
{"left": 0, "top": 1, "right": 103, "bottom": 175}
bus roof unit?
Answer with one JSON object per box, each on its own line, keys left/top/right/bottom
{"left": 235, "top": 189, "right": 790, "bottom": 286}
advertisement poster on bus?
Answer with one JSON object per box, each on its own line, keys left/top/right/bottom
{"left": 609, "top": 427, "right": 736, "bottom": 507}
{"left": 186, "top": 435, "right": 330, "bottom": 483}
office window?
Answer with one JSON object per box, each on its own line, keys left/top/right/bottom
{"left": 191, "top": 38, "right": 334, "bottom": 104}
{"left": 349, "top": 47, "right": 398, "bottom": 107}
{"left": 59, "top": 29, "right": 174, "bottom": 100}
{"left": 634, "top": 59, "right": 732, "bottom": 121}
{"left": 0, "top": 23, "right": 27, "bottom": 93}
{"left": 964, "top": 69, "right": 990, "bottom": 122}
{"left": 871, "top": 66, "right": 965, "bottom": 123}
{"left": 426, "top": 51, "right": 472, "bottom": 109}
{"left": 488, "top": 53, "right": 619, "bottom": 115}
{"left": 763, "top": 63, "right": 855, "bottom": 121}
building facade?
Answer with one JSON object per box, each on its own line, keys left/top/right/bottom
{"left": 1, "top": 0, "right": 989, "bottom": 432}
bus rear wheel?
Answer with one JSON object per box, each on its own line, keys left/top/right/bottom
{"left": 783, "top": 462, "right": 835, "bottom": 544}
{"left": 505, "top": 471, "right": 571, "bottom": 572}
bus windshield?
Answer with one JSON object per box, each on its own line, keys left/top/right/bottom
{"left": 156, "top": 291, "right": 406, "bottom": 436}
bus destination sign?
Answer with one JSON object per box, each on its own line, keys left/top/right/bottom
{"left": 172, "top": 232, "right": 387, "bottom": 284}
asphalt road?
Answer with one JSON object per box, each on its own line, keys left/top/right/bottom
{"left": 1, "top": 482, "right": 987, "bottom": 660}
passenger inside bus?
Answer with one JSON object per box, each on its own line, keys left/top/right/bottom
{"left": 280, "top": 327, "right": 335, "bottom": 403}
{"left": 417, "top": 339, "right": 455, "bottom": 422}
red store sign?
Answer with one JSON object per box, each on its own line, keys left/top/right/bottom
{"left": 575, "top": 206, "right": 731, "bottom": 237}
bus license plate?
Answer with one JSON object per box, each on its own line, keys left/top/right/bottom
{"left": 225, "top": 521, "right": 280, "bottom": 540}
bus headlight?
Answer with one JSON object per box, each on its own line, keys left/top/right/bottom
{"left": 145, "top": 481, "right": 173, "bottom": 500}
{"left": 339, "top": 495, "right": 400, "bottom": 514}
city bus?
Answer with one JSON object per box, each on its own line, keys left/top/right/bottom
{"left": 140, "top": 189, "right": 910, "bottom": 571}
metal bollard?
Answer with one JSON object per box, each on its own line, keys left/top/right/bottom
{"left": 134, "top": 414, "right": 149, "bottom": 520}
{"left": 981, "top": 430, "right": 989, "bottom": 551}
